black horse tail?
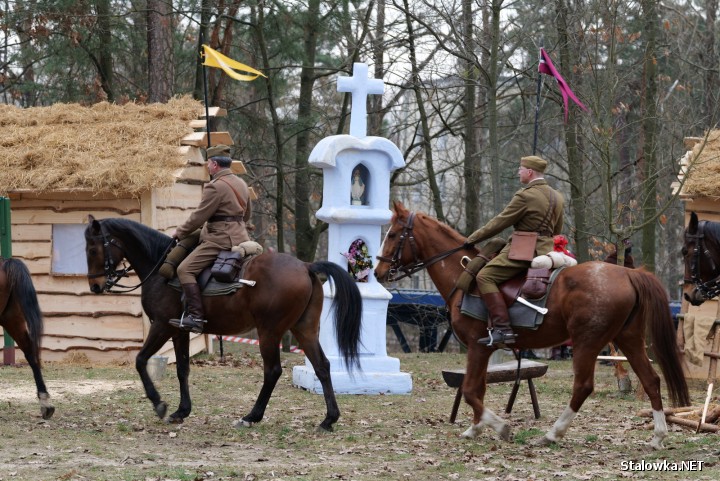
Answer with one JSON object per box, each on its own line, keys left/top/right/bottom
{"left": 308, "top": 261, "right": 363, "bottom": 371}
{"left": 627, "top": 269, "right": 690, "bottom": 407}
{"left": 2, "top": 258, "right": 44, "bottom": 355}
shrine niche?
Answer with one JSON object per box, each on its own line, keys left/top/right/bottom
{"left": 351, "top": 164, "right": 369, "bottom": 206}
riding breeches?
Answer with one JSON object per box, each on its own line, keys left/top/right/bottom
{"left": 176, "top": 241, "right": 222, "bottom": 284}
{"left": 476, "top": 253, "right": 529, "bottom": 295}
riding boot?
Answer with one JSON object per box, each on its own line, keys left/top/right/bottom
{"left": 477, "top": 291, "right": 517, "bottom": 346}
{"left": 169, "top": 283, "right": 207, "bottom": 334}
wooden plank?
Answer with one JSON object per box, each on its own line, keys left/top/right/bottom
{"left": 249, "top": 187, "right": 258, "bottom": 200}
{"left": 179, "top": 145, "right": 204, "bottom": 165}
{"left": 6, "top": 190, "right": 125, "bottom": 201}
{"left": 10, "top": 241, "right": 50, "bottom": 260}
{"left": 189, "top": 119, "right": 207, "bottom": 129}
{"left": 231, "top": 161, "right": 246, "bottom": 175}
{"left": 180, "top": 131, "right": 233, "bottom": 147}
{"left": 156, "top": 208, "right": 194, "bottom": 231}
{"left": 37, "top": 293, "right": 143, "bottom": 317}
{"left": 10, "top": 197, "right": 140, "bottom": 215}
{"left": 11, "top": 210, "right": 141, "bottom": 225}
{"left": 12, "top": 348, "right": 139, "bottom": 364}
{"left": 684, "top": 137, "right": 703, "bottom": 150}
{"left": 173, "top": 165, "right": 210, "bottom": 182}
{"left": 11, "top": 224, "right": 52, "bottom": 241}
{"left": 39, "top": 336, "right": 144, "bottom": 353}
{"left": 27, "top": 275, "right": 92, "bottom": 295}
{"left": 140, "top": 190, "right": 157, "bottom": 229}
{"left": 201, "top": 106, "right": 228, "bottom": 118}
{"left": 43, "top": 314, "right": 143, "bottom": 341}
{"left": 154, "top": 183, "right": 202, "bottom": 210}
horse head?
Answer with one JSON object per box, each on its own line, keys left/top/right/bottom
{"left": 84, "top": 215, "right": 128, "bottom": 294}
{"left": 375, "top": 201, "right": 420, "bottom": 282}
{"left": 682, "top": 211, "right": 720, "bottom": 306}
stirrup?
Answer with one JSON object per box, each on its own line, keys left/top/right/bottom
{"left": 168, "top": 313, "right": 206, "bottom": 334}
{"left": 478, "top": 328, "right": 516, "bottom": 347}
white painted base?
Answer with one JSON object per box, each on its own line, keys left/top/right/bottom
{"left": 293, "top": 363, "right": 412, "bottom": 394}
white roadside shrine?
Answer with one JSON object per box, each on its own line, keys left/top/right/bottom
{"left": 292, "top": 63, "right": 413, "bottom": 394}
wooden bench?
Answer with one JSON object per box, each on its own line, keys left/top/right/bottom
{"left": 442, "top": 360, "right": 549, "bottom": 423}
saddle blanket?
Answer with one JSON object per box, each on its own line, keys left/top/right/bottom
{"left": 168, "top": 277, "right": 249, "bottom": 297}
{"left": 460, "top": 294, "right": 547, "bottom": 329}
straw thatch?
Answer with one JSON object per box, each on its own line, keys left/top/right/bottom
{"left": 681, "top": 129, "right": 720, "bottom": 198}
{"left": 0, "top": 96, "right": 204, "bottom": 196}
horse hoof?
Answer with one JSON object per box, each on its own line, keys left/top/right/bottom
{"left": 154, "top": 402, "right": 168, "bottom": 419}
{"left": 234, "top": 419, "right": 253, "bottom": 428}
{"left": 166, "top": 415, "right": 184, "bottom": 424}
{"left": 533, "top": 436, "right": 555, "bottom": 447}
{"left": 41, "top": 406, "right": 55, "bottom": 420}
{"left": 317, "top": 424, "right": 334, "bottom": 433}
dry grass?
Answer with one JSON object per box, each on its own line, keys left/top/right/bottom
{"left": 0, "top": 96, "right": 203, "bottom": 196}
{"left": 0, "top": 343, "right": 717, "bottom": 481}
{"left": 683, "top": 129, "right": 720, "bottom": 198}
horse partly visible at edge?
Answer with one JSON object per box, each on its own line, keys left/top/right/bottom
{"left": 84, "top": 216, "right": 362, "bottom": 431}
{"left": 0, "top": 257, "right": 54, "bottom": 419}
{"left": 682, "top": 211, "right": 720, "bottom": 308}
{"left": 375, "top": 201, "right": 689, "bottom": 449}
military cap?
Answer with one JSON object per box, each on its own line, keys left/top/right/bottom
{"left": 206, "top": 144, "right": 232, "bottom": 159}
{"left": 520, "top": 155, "right": 548, "bottom": 173}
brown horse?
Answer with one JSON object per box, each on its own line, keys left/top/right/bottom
{"left": 375, "top": 202, "right": 689, "bottom": 449}
{"left": 0, "top": 257, "right": 54, "bottom": 419}
{"left": 682, "top": 211, "right": 720, "bottom": 307}
{"left": 84, "top": 216, "right": 362, "bottom": 431}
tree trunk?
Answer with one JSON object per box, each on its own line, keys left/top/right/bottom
{"left": 555, "top": 0, "right": 588, "bottom": 261}
{"left": 147, "top": 0, "right": 174, "bottom": 103}
{"left": 95, "top": 0, "right": 114, "bottom": 102}
{"left": 641, "top": 0, "right": 658, "bottom": 272}
{"left": 462, "top": 0, "right": 480, "bottom": 233}
{"left": 294, "top": 0, "right": 321, "bottom": 262}
{"left": 488, "top": 0, "right": 501, "bottom": 213}
{"left": 703, "top": 0, "right": 719, "bottom": 125}
{"left": 403, "top": 0, "right": 445, "bottom": 222}
{"left": 369, "top": 0, "right": 385, "bottom": 137}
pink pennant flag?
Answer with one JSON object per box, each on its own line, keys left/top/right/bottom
{"left": 538, "top": 48, "right": 588, "bottom": 122}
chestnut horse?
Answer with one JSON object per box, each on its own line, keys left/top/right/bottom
{"left": 682, "top": 211, "right": 720, "bottom": 307}
{"left": 375, "top": 202, "right": 689, "bottom": 449}
{"left": 0, "top": 257, "right": 54, "bottom": 419}
{"left": 84, "top": 216, "right": 362, "bottom": 431}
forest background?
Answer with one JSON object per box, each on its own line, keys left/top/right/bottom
{"left": 2, "top": 0, "right": 719, "bottom": 295}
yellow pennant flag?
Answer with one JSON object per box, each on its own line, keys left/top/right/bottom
{"left": 202, "top": 45, "right": 266, "bottom": 81}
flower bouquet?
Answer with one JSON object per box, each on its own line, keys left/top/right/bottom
{"left": 342, "top": 239, "right": 373, "bottom": 282}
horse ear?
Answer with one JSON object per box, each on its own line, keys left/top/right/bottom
{"left": 87, "top": 214, "right": 101, "bottom": 233}
{"left": 689, "top": 211, "right": 698, "bottom": 233}
{"left": 392, "top": 200, "right": 407, "bottom": 214}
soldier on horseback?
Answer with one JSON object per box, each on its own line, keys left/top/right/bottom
{"left": 169, "top": 144, "right": 252, "bottom": 333}
{"left": 465, "top": 155, "right": 564, "bottom": 346}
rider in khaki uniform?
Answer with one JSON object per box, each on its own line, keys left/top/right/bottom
{"left": 169, "top": 145, "right": 252, "bottom": 333}
{"left": 466, "top": 155, "right": 564, "bottom": 346}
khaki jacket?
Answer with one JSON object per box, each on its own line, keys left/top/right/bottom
{"left": 468, "top": 179, "right": 564, "bottom": 259}
{"left": 175, "top": 168, "right": 252, "bottom": 248}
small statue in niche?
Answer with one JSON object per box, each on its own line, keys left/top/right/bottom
{"left": 351, "top": 168, "right": 365, "bottom": 205}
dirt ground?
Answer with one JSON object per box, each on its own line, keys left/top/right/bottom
{"left": 0, "top": 345, "right": 718, "bottom": 481}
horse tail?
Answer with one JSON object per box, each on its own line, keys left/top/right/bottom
{"left": 308, "top": 261, "right": 362, "bottom": 371}
{"left": 627, "top": 269, "right": 690, "bottom": 407}
{"left": 2, "top": 258, "right": 44, "bottom": 354}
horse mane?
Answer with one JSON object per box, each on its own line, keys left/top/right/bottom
{"left": 416, "top": 212, "right": 466, "bottom": 242}
{"left": 101, "top": 218, "right": 172, "bottom": 261}
{"left": 705, "top": 220, "right": 720, "bottom": 246}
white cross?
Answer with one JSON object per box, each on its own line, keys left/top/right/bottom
{"left": 337, "top": 62, "right": 384, "bottom": 138}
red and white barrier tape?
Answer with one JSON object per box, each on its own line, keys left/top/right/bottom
{"left": 218, "top": 335, "right": 304, "bottom": 354}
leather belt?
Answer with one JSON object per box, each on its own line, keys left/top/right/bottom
{"left": 209, "top": 215, "right": 244, "bottom": 223}
{"left": 537, "top": 230, "right": 553, "bottom": 237}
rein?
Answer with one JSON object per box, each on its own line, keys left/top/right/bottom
{"left": 87, "top": 223, "right": 175, "bottom": 293}
{"left": 376, "top": 212, "right": 466, "bottom": 282}
{"left": 685, "top": 220, "right": 720, "bottom": 301}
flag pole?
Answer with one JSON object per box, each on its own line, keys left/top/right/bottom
{"left": 533, "top": 39, "right": 544, "bottom": 155}
{"left": 200, "top": 34, "right": 211, "bottom": 148}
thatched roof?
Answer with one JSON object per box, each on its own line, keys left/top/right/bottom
{"left": 678, "top": 129, "right": 720, "bottom": 198}
{"left": 0, "top": 96, "right": 204, "bottom": 196}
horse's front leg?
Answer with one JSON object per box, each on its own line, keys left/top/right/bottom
{"left": 166, "top": 331, "right": 192, "bottom": 423}
{"left": 135, "top": 322, "right": 174, "bottom": 421}
{"left": 460, "top": 345, "right": 509, "bottom": 441}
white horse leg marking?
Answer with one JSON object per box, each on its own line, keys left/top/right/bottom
{"left": 460, "top": 408, "right": 510, "bottom": 441}
{"left": 650, "top": 409, "right": 668, "bottom": 450}
{"left": 545, "top": 406, "right": 577, "bottom": 443}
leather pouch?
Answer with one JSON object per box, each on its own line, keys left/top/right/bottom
{"left": 508, "top": 231, "right": 538, "bottom": 261}
{"left": 211, "top": 251, "right": 244, "bottom": 283}
{"left": 521, "top": 267, "right": 551, "bottom": 299}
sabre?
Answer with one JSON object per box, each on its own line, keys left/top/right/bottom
{"left": 516, "top": 296, "right": 548, "bottom": 315}
{"left": 238, "top": 279, "right": 256, "bottom": 286}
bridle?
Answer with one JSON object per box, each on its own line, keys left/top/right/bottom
{"left": 87, "top": 224, "right": 173, "bottom": 293}
{"left": 376, "top": 212, "right": 466, "bottom": 282}
{"left": 685, "top": 220, "right": 720, "bottom": 302}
